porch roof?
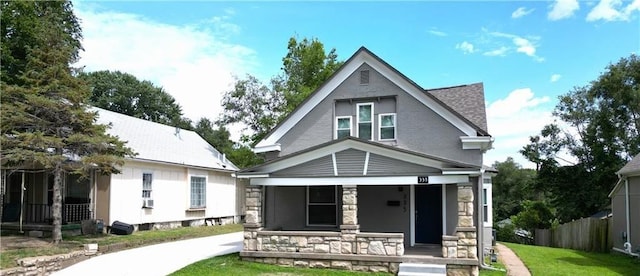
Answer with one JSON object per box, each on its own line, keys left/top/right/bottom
{"left": 238, "top": 137, "right": 480, "bottom": 181}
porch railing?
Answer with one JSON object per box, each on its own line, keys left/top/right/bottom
{"left": 24, "top": 203, "right": 90, "bottom": 224}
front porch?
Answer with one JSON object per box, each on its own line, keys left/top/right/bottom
{"left": 241, "top": 184, "right": 479, "bottom": 275}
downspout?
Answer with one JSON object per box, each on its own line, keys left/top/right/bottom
{"left": 478, "top": 169, "right": 504, "bottom": 271}
{"left": 612, "top": 177, "right": 640, "bottom": 257}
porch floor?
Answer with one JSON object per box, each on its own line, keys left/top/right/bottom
{"left": 405, "top": 243, "right": 442, "bottom": 257}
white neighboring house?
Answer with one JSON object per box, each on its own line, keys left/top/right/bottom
{"left": 93, "top": 107, "right": 243, "bottom": 231}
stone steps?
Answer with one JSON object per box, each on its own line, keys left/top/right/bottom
{"left": 398, "top": 263, "right": 446, "bottom": 276}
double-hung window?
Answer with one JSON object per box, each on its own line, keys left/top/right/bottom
{"left": 483, "top": 188, "right": 488, "bottom": 222}
{"left": 378, "top": 113, "right": 396, "bottom": 140}
{"left": 356, "top": 103, "right": 373, "bottom": 140}
{"left": 335, "top": 116, "right": 352, "bottom": 139}
{"left": 142, "top": 173, "right": 152, "bottom": 198}
{"left": 190, "top": 176, "right": 206, "bottom": 208}
{"left": 307, "top": 186, "right": 337, "bottom": 226}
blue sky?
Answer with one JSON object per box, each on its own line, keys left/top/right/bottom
{"left": 73, "top": 1, "right": 640, "bottom": 167}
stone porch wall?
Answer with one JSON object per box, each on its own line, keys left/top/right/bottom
{"left": 242, "top": 256, "right": 400, "bottom": 274}
{"left": 255, "top": 230, "right": 404, "bottom": 256}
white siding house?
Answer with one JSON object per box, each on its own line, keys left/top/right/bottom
{"left": 93, "top": 107, "right": 242, "bottom": 230}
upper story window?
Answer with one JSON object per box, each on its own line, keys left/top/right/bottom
{"left": 335, "top": 116, "right": 352, "bottom": 139}
{"left": 142, "top": 173, "right": 152, "bottom": 198}
{"left": 379, "top": 113, "right": 396, "bottom": 140}
{"left": 357, "top": 103, "right": 373, "bottom": 140}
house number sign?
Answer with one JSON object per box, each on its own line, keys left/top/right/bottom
{"left": 417, "top": 176, "right": 429, "bottom": 183}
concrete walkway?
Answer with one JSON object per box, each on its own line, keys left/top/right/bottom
{"left": 54, "top": 231, "right": 243, "bottom": 276}
{"left": 495, "top": 243, "right": 531, "bottom": 276}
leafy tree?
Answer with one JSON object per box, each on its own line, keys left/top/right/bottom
{"left": 491, "top": 157, "right": 537, "bottom": 222}
{"left": 1, "top": 1, "right": 133, "bottom": 243}
{"left": 221, "top": 36, "right": 343, "bottom": 145}
{"left": 521, "top": 54, "right": 640, "bottom": 222}
{"left": 194, "top": 118, "right": 263, "bottom": 168}
{"left": 511, "top": 200, "right": 554, "bottom": 233}
{"left": 80, "top": 70, "right": 193, "bottom": 130}
{"left": 278, "top": 36, "right": 343, "bottom": 114}
{"left": 1, "top": 0, "right": 82, "bottom": 86}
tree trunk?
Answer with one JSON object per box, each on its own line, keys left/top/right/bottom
{"left": 52, "top": 163, "right": 63, "bottom": 243}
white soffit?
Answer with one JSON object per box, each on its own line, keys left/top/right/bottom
{"left": 250, "top": 175, "right": 469, "bottom": 186}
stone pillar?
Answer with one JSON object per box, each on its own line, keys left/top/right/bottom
{"left": 455, "top": 184, "right": 477, "bottom": 259}
{"left": 340, "top": 185, "right": 359, "bottom": 254}
{"left": 243, "top": 185, "right": 263, "bottom": 251}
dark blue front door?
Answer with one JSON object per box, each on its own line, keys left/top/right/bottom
{"left": 415, "top": 184, "right": 442, "bottom": 244}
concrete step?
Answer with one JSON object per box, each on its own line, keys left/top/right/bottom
{"left": 398, "top": 263, "right": 446, "bottom": 276}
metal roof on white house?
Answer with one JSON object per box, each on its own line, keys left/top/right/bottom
{"left": 93, "top": 107, "right": 238, "bottom": 171}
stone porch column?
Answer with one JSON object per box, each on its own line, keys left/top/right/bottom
{"left": 456, "top": 184, "right": 477, "bottom": 259}
{"left": 243, "top": 185, "right": 263, "bottom": 251}
{"left": 340, "top": 185, "right": 359, "bottom": 254}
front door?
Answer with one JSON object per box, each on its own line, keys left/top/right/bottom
{"left": 415, "top": 184, "right": 442, "bottom": 244}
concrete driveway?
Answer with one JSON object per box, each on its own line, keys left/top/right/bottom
{"left": 54, "top": 232, "right": 243, "bottom": 276}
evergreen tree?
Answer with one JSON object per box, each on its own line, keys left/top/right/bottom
{"left": 1, "top": 1, "right": 133, "bottom": 243}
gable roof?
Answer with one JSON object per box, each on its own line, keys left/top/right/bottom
{"left": 426, "top": 83, "right": 488, "bottom": 133}
{"left": 254, "top": 46, "right": 490, "bottom": 151}
{"left": 618, "top": 153, "right": 640, "bottom": 176}
{"left": 94, "top": 107, "right": 237, "bottom": 171}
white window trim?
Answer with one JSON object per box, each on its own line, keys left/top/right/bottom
{"left": 378, "top": 113, "right": 397, "bottom": 141}
{"left": 189, "top": 175, "right": 207, "bottom": 209}
{"left": 335, "top": 116, "right": 352, "bottom": 139}
{"left": 142, "top": 172, "right": 153, "bottom": 199}
{"left": 306, "top": 186, "right": 338, "bottom": 227}
{"left": 356, "top": 103, "right": 374, "bottom": 140}
{"left": 483, "top": 180, "right": 493, "bottom": 227}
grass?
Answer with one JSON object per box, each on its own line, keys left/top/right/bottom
{"left": 171, "top": 253, "right": 393, "bottom": 276}
{"left": 504, "top": 242, "right": 640, "bottom": 276}
{"left": 1, "top": 223, "right": 242, "bottom": 269}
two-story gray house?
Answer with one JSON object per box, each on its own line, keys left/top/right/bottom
{"left": 238, "top": 47, "right": 494, "bottom": 275}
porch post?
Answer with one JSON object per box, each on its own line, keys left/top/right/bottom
{"left": 243, "top": 185, "right": 263, "bottom": 251}
{"left": 340, "top": 185, "right": 359, "bottom": 254}
{"left": 455, "top": 184, "right": 477, "bottom": 259}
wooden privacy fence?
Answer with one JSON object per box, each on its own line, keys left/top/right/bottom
{"left": 535, "top": 217, "right": 612, "bottom": 252}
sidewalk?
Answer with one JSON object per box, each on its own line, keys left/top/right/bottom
{"left": 54, "top": 231, "right": 243, "bottom": 276}
{"left": 495, "top": 243, "right": 531, "bottom": 276}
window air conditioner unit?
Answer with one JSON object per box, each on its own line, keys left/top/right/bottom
{"left": 142, "top": 198, "right": 154, "bottom": 208}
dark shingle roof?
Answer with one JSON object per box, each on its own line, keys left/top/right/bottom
{"left": 618, "top": 153, "right": 640, "bottom": 175}
{"left": 426, "top": 83, "right": 488, "bottom": 134}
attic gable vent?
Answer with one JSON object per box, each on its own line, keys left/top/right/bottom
{"left": 360, "top": 70, "right": 369, "bottom": 84}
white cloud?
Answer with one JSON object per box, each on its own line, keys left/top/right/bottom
{"left": 548, "top": 0, "right": 580, "bottom": 20}
{"left": 74, "top": 5, "right": 257, "bottom": 141}
{"left": 455, "top": 41, "right": 476, "bottom": 54}
{"left": 550, "top": 74, "right": 562, "bottom": 82}
{"left": 512, "top": 7, "right": 534, "bottom": 18}
{"left": 428, "top": 29, "right": 447, "bottom": 37}
{"left": 488, "top": 32, "right": 544, "bottom": 62}
{"left": 483, "top": 46, "right": 509, "bottom": 56}
{"left": 484, "top": 88, "right": 553, "bottom": 168}
{"left": 587, "top": 0, "right": 640, "bottom": 21}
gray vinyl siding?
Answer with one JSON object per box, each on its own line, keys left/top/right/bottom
{"left": 277, "top": 63, "right": 481, "bottom": 165}
{"left": 272, "top": 155, "right": 334, "bottom": 177}
{"left": 359, "top": 185, "right": 411, "bottom": 246}
{"left": 367, "top": 153, "right": 439, "bottom": 176}
{"left": 611, "top": 176, "right": 640, "bottom": 251}
{"left": 336, "top": 149, "right": 366, "bottom": 176}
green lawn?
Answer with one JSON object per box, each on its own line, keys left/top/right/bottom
{"left": 1, "top": 224, "right": 242, "bottom": 269}
{"left": 504, "top": 242, "right": 640, "bottom": 276}
{"left": 171, "top": 253, "right": 392, "bottom": 276}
